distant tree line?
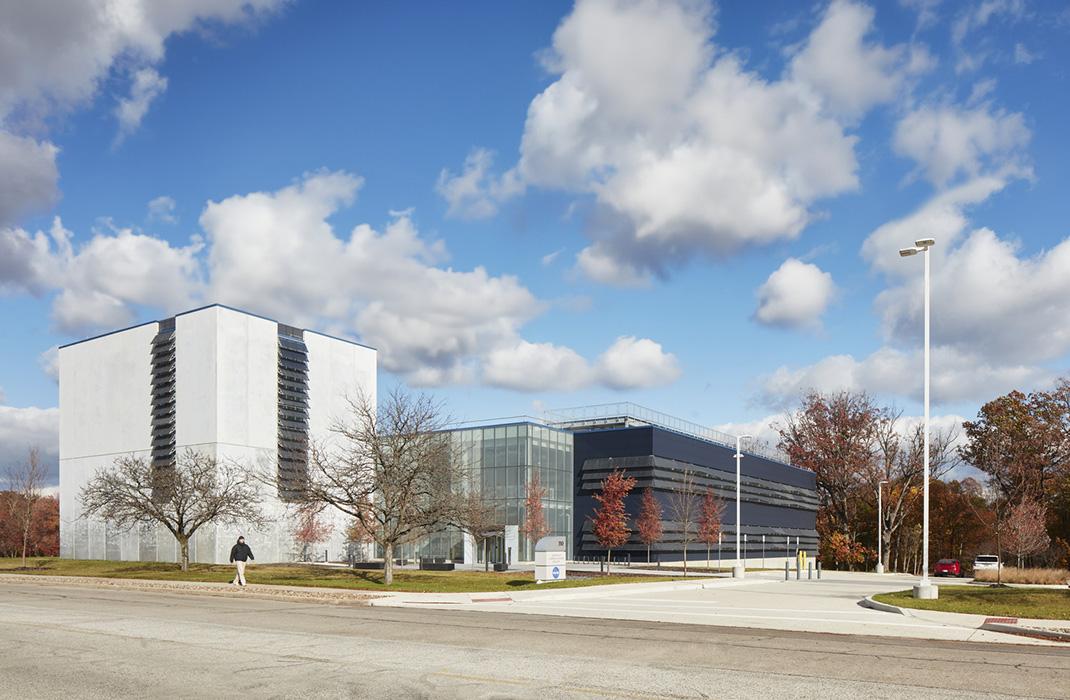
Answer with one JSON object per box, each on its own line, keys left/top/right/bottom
{"left": 777, "top": 378, "right": 1070, "bottom": 572}
{"left": 1, "top": 448, "right": 58, "bottom": 562}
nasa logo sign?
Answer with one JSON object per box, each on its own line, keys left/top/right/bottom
{"left": 551, "top": 566, "right": 560, "bottom": 579}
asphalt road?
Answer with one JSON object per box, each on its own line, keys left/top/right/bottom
{"left": 2, "top": 582, "right": 1069, "bottom": 699}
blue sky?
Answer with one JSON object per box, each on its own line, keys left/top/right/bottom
{"left": 2, "top": 0, "right": 1070, "bottom": 481}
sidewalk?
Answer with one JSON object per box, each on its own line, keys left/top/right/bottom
{"left": 0, "top": 570, "right": 736, "bottom": 606}
{"left": 368, "top": 575, "right": 773, "bottom": 607}
{"left": 444, "top": 570, "right": 1065, "bottom": 645}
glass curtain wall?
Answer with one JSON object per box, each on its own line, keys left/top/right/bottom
{"left": 451, "top": 422, "right": 574, "bottom": 562}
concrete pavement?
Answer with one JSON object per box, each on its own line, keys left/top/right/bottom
{"left": 438, "top": 570, "right": 1063, "bottom": 644}
{"left": 3, "top": 580, "right": 1070, "bottom": 698}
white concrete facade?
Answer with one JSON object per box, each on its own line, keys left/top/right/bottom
{"left": 59, "top": 304, "right": 377, "bottom": 564}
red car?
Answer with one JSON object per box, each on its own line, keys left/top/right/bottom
{"left": 935, "top": 559, "right": 962, "bottom": 577}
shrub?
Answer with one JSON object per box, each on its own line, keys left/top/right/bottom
{"left": 974, "top": 567, "right": 1070, "bottom": 585}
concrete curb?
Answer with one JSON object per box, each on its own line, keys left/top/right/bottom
{"left": 508, "top": 576, "right": 773, "bottom": 602}
{"left": 860, "top": 592, "right": 1070, "bottom": 643}
{"left": 859, "top": 595, "right": 908, "bottom": 615}
{"left": 370, "top": 576, "right": 778, "bottom": 607}
{"left": 979, "top": 622, "right": 1070, "bottom": 643}
{"left": 0, "top": 573, "right": 380, "bottom": 605}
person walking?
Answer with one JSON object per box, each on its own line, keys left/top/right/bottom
{"left": 229, "top": 536, "right": 254, "bottom": 587}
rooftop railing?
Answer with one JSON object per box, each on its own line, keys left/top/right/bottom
{"left": 543, "top": 402, "right": 792, "bottom": 466}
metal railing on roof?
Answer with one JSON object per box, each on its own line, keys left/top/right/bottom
{"left": 542, "top": 402, "right": 792, "bottom": 466}
{"left": 440, "top": 415, "right": 553, "bottom": 431}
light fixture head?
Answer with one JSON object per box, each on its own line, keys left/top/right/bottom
{"left": 739, "top": 434, "right": 753, "bottom": 441}
{"left": 899, "top": 247, "right": 920, "bottom": 257}
{"left": 914, "top": 237, "right": 936, "bottom": 248}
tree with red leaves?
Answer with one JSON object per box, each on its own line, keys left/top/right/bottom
{"left": 635, "top": 487, "right": 663, "bottom": 563}
{"left": 697, "top": 488, "right": 723, "bottom": 567}
{"left": 292, "top": 508, "right": 334, "bottom": 562}
{"left": 522, "top": 470, "right": 550, "bottom": 560}
{"left": 30, "top": 496, "right": 59, "bottom": 557}
{"left": 591, "top": 467, "right": 636, "bottom": 574}
{"left": 778, "top": 392, "right": 881, "bottom": 544}
{"left": 825, "top": 531, "right": 868, "bottom": 570}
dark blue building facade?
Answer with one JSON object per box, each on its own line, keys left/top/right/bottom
{"left": 572, "top": 426, "right": 819, "bottom": 563}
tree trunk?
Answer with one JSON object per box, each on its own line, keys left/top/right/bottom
{"left": 21, "top": 523, "right": 30, "bottom": 568}
{"left": 881, "top": 531, "right": 891, "bottom": 572}
{"left": 384, "top": 542, "right": 394, "bottom": 585}
{"left": 483, "top": 539, "right": 489, "bottom": 573}
{"left": 706, "top": 545, "right": 711, "bottom": 569}
{"left": 682, "top": 544, "right": 688, "bottom": 576}
{"left": 606, "top": 549, "right": 611, "bottom": 576}
{"left": 647, "top": 543, "right": 651, "bottom": 564}
{"left": 178, "top": 535, "right": 190, "bottom": 572}
{"left": 995, "top": 525, "right": 1002, "bottom": 586}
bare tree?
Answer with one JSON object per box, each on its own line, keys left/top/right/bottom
{"left": 7, "top": 448, "right": 46, "bottom": 568}
{"left": 282, "top": 388, "right": 459, "bottom": 585}
{"left": 1004, "top": 497, "right": 1050, "bottom": 568}
{"left": 80, "top": 449, "right": 266, "bottom": 571}
{"left": 868, "top": 412, "right": 957, "bottom": 571}
{"left": 453, "top": 486, "right": 503, "bottom": 572}
{"left": 668, "top": 469, "right": 700, "bottom": 576}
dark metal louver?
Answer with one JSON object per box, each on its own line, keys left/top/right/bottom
{"left": 150, "top": 319, "right": 177, "bottom": 478}
{"left": 277, "top": 325, "right": 310, "bottom": 499}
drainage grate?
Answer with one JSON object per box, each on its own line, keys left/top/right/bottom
{"left": 984, "top": 617, "right": 1018, "bottom": 624}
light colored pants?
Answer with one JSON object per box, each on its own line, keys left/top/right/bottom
{"left": 232, "top": 560, "right": 247, "bottom": 586}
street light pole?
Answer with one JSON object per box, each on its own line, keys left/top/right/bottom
{"left": 898, "top": 237, "right": 938, "bottom": 600}
{"left": 733, "top": 434, "right": 753, "bottom": 579}
{"left": 876, "top": 480, "right": 887, "bottom": 574}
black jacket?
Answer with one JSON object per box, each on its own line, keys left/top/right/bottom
{"left": 229, "top": 542, "right": 254, "bottom": 563}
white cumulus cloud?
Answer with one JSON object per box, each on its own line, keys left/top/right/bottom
{"left": 483, "top": 341, "right": 593, "bottom": 392}
{"left": 436, "top": 148, "right": 519, "bottom": 219}
{"left": 1, "top": 170, "right": 683, "bottom": 393}
{"left": 199, "top": 170, "right": 681, "bottom": 391}
{"left": 754, "top": 258, "right": 836, "bottom": 330}
{"left": 762, "top": 172, "right": 1070, "bottom": 408}
{"left": 115, "top": 67, "right": 168, "bottom": 142}
{"left": 439, "top": 0, "right": 927, "bottom": 283}
{"left": 596, "top": 336, "right": 681, "bottom": 390}
{"left": 0, "top": 0, "right": 290, "bottom": 228}
{"left": 758, "top": 346, "right": 1051, "bottom": 409}
{"left": 0, "top": 131, "right": 59, "bottom": 226}
{"left": 894, "top": 102, "right": 1031, "bottom": 186}
{"left": 0, "top": 404, "right": 60, "bottom": 486}
{"left": 147, "top": 195, "right": 177, "bottom": 223}
{"left": 789, "top": 0, "right": 931, "bottom": 119}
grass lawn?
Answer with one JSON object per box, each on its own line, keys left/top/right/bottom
{"left": 873, "top": 585, "right": 1070, "bottom": 620}
{"left": 0, "top": 558, "right": 680, "bottom": 594}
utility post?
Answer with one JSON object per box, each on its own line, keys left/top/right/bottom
{"left": 899, "top": 238, "right": 938, "bottom": 600}
{"left": 876, "top": 480, "right": 888, "bottom": 574}
{"left": 732, "top": 434, "right": 752, "bottom": 579}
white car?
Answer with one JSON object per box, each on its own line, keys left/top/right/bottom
{"left": 973, "top": 554, "right": 1001, "bottom": 571}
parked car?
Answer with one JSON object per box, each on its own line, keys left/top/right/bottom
{"left": 934, "top": 559, "right": 962, "bottom": 577}
{"left": 973, "top": 554, "right": 1001, "bottom": 571}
